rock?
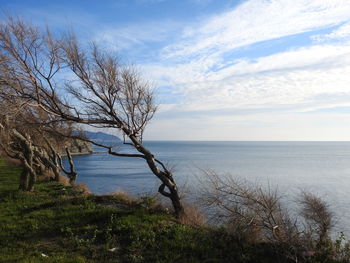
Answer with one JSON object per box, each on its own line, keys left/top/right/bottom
{"left": 64, "top": 138, "right": 93, "bottom": 155}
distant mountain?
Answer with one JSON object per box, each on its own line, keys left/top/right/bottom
{"left": 84, "top": 131, "right": 121, "bottom": 144}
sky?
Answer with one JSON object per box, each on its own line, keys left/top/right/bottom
{"left": 2, "top": 0, "right": 350, "bottom": 141}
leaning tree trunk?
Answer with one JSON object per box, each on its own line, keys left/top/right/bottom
{"left": 41, "top": 138, "right": 64, "bottom": 182}
{"left": 18, "top": 169, "right": 29, "bottom": 191}
{"left": 100, "top": 126, "right": 185, "bottom": 217}
{"left": 145, "top": 156, "right": 184, "bottom": 217}
{"left": 128, "top": 133, "right": 184, "bottom": 217}
{"left": 17, "top": 152, "right": 36, "bottom": 191}
{"left": 50, "top": 153, "right": 61, "bottom": 182}
{"left": 26, "top": 162, "right": 36, "bottom": 191}
{"left": 12, "top": 130, "right": 37, "bottom": 191}
{"left": 44, "top": 140, "right": 78, "bottom": 184}
{"left": 25, "top": 143, "right": 36, "bottom": 191}
{"left": 60, "top": 147, "right": 78, "bottom": 184}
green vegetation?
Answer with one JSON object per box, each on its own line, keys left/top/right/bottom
{"left": 2, "top": 158, "right": 350, "bottom": 263}
{"left": 0, "top": 158, "right": 279, "bottom": 263}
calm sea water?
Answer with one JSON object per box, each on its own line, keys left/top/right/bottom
{"left": 67, "top": 141, "right": 350, "bottom": 234}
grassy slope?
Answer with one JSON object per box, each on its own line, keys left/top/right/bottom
{"left": 0, "top": 158, "right": 279, "bottom": 263}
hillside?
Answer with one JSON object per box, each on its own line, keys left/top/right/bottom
{"left": 0, "top": 158, "right": 283, "bottom": 263}
{"left": 65, "top": 139, "right": 93, "bottom": 155}
{"left": 84, "top": 131, "right": 121, "bottom": 144}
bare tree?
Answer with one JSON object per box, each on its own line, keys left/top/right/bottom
{"left": 47, "top": 140, "right": 78, "bottom": 184}
{"left": 199, "top": 170, "right": 300, "bottom": 242}
{"left": 299, "top": 192, "right": 333, "bottom": 245}
{"left": 0, "top": 45, "right": 78, "bottom": 189}
{"left": 199, "top": 170, "right": 335, "bottom": 262}
{"left": 0, "top": 18, "right": 184, "bottom": 216}
{"left": 0, "top": 101, "right": 80, "bottom": 190}
{"left": 0, "top": 125, "right": 36, "bottom": 191}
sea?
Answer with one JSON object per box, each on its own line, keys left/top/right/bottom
{"left": 66, "top": 141, "right": 350, "bottom": 235}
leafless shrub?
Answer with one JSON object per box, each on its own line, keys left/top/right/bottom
{"left": 74, "top": 183, "right": 91, "bottom": 195}
{"left": 199, "top": 170, "right": 296, "bottom": 241}
{"left": 299, "top": 191, "right": 333, "bottom": 245}
{"left": 177, "top": 202, "right": 207, "bottom": 227}
{"left": 199, "top": 170, "right": 336, "bottom": 262}
{"left": 57, "top": 174, "right": 70, "bottom": 186}
{"left": 112, "top": 191, "right": 136, "bottom": 205}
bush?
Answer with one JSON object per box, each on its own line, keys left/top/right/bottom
{"left": 177, "top": 202, "right": 207, "bottom": 227}
{"left": 198, "top": 170, "right": 348, "bottom": 262}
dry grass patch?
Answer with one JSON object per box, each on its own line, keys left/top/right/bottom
{"left": 74, "top": 183, "right": 91, "bottom": 195}
{"left": 178, "top": 202, "right": 207, "bottom": 227}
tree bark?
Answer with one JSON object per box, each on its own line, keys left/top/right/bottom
{"left": 12, "top": 130, "right": 37, "bottom": 191}
{"left": 26, "top": 168, "right": 36, "bottom": 191}
{"left": 65, "top": 147, "right": 77, "bottom": 184}
{"left": 128, "top": 133, "right": 184, "bottom": 217}
{"left": 18, "top": 170, "right": 29, "bottom": 190}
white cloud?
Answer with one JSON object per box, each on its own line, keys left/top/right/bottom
{"left": 162, "top": 0, "right": 350, "bottom": 59}
{"left": 95, "top": 21, "right": 179, "bottom": 51}
{"left": 145, "top": 42, "right": 350, "bottom": 112}
{"left": 313, "top": 21, "right": 350, "bottom": 42}
{"left": 140, "top": 0, "right": 350, "bottom": 140}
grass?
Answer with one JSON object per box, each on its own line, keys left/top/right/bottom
{"left": 0, "top": 158, "right": 285, "bottom": 263}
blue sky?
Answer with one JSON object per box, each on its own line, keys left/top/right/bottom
{"left": 2, "top": 0, "right": 350, "bottom": 140}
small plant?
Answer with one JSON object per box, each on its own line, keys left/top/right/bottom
{"left": 138, "top": 195, "right": 160, "bottom": 211}
{"left": 74, "top": 183, "right": 91, "bottom": 195}
{"left": 61, "top": 226, "right": 98, "bottom": 246}
{"left": 333, "top": 232, "right": 350, "bottom": 262}
{"left": 112, "top": 191, "right": 135, "bottom": 205}
{"left": 103, "top": 213, "right": 118, "bottom": 246}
